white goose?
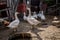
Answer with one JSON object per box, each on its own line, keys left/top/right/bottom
{"left": 7, "top": 12, "right": 20, "bottom": 31}
{"left": 24, "top": 7, "right": 40, "bottom": 25}
{"left": 32, "top": 11, "right": 37, "bottom": 18}
{"left": 37, "top": 11, "right": 46, "bottom": 20}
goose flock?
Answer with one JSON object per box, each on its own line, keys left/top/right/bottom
{"left": 5, "top": 7, "right": 46, "bottom": 32}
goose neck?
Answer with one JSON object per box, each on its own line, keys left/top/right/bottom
{"left": 15, "top": 12, "right": 18, "bottom": 19}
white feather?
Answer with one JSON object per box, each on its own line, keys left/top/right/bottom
{"left": 32, "top": 12, "right": 37, "bottom": 18}
{"left": 38, "top": 11, "right": 46, "bottom": 20}
{"left": 7, "top": 12, "right": 20, "bottom": 28}
{"left": 27, "top": 17, "right": 40, "bottom": 25}
{"left": 26, "top": 7, "right": 40, "bottom": 25}
{"left": 23, "top": 12, "right": 27, "bottom": 20}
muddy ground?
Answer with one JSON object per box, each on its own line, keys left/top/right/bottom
{"left": 0, "top": 15, "right": 60, "bottom": 40}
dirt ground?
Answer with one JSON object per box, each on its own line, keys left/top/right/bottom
{"left": 0, "top": 15, "right": 60, "bottom": 40}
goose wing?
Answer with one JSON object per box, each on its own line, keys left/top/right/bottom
{"left": 7, "top": 19, "right": 19, "bottom": 28}
{"left": 27, "top": 17, "right": 40, "bottom": 25}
